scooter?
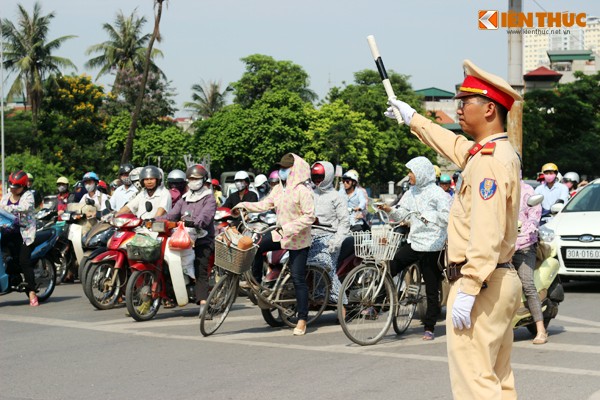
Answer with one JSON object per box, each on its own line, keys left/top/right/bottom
{"left": 512, "top": 194, "right": 564, "bottom": 334}
{"left": 0, "top": 208, "right": 58, "bottom": 302}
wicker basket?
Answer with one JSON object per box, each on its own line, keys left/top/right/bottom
{"left": 214, "top": 238, "right": 258, "bottom": 274}
{"left": 352, "top": 227, "right": 402, "bottom": 261}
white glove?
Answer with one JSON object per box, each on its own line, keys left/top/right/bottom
{"left": 452, "top": 289, "right": 476, "bottom": 330}
{"left": 384, "top": 98, "right": 416, "bottom": 125}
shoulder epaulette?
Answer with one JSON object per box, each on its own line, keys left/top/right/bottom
{"left": 481, "top": 142, "right": 496, "bottom": 155}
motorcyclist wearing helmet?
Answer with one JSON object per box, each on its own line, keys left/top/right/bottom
{"left": 211, "top": 179, "right": 223, "bottom": 206}
{"left": 309, "top": 161, "right": 350, "bottom": 305}
{"left": 1, "top": 171, "right": 39, "bottom": 306}
{"left": 110, "top": 164, "right": 139, "bottom": 211}
{"left": 562, "top": 171, "right": 580, "bottom": 198}
{"left": 56, "top": 176, "right": 70, "bottom": 214}
{"left": 166, "top": 169, "right": 187, "bottom": 206}
{"left": 254, "top": 174, "right": 270, "bottom": 200}
{"left": 68, "top": 181, "right": 87, "bottom": 203}
{"left": 439, "top": 174, "right": 454, "bottom": 197}
{"left": 534, "top": 163, "right": 570, "bottom": 213}
{"left": 338, "top": 170, "right": 367, "bottom": 232}
{"left": 26, "top": 172, "right": 43, "bottom": 209}
{"left": 118, "top": 165, "right": 171, "bottom": 219}
{"left": 268, "top": 170, "right": 280, "bottom": 189}
{"left": 162, "top": 164, "right": 216, "bottom": 316}
{"left": 129, "top": 167, "right": 143, "bottom": 191}
{"left": 79, "top": 172, "right": 108, "bottom": 212}
{"left": 222, "top": 170, "right": 258, "bottom": 209}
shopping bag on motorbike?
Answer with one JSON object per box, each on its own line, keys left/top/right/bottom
{"left": 169, "top": 221, "right": 193, "bottom": 250}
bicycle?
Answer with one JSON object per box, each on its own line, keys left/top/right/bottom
{"left": 199, "top": 209, "right": 330, "bottom": 336}
{"left": 337, "top": 211, "right": 422, "bottom": 346}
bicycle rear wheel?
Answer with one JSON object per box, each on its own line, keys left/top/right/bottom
{"left": 338, "top": 263, "right": 395, "bottom": 346}
{"left": 200, "top": 272, "right": 238, "bottom": 336}
{"left": 393, "top": 263, "right": 422, "bottom": 335}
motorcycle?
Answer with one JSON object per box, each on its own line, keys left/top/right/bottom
{"left": 125, "top": 207, "right": 201, "bottom": 322}
{"left": 0, "top": 208, "right": 58, "bottom": 302}
{"left": 512, "top": 194, "right": 564, "bottom": 334}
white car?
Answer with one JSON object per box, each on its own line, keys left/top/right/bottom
{"left": 539, "top": 179, "right": 600, "bottom": 280}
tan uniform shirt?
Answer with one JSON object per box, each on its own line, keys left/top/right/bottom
{"left": 410, "top": 113, "right": 520, "bottom": 295}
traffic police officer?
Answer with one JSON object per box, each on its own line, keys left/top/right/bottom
{"left": 385, "top": 60, "right": 522, "bottom": 400}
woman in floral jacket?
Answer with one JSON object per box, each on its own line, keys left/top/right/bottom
{"left": 234, "top": 153, "right": 315, "bottom": 335}
{"left": 1, "top": 171, "right": 39, "bottom": 306}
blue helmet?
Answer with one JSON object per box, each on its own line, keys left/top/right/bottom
{"left": 82, "top": 171, "right": 99, "bottom": 182}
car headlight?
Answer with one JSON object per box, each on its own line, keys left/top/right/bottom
{"left": 538, "top": 225, "right": 555, "bottom": 243}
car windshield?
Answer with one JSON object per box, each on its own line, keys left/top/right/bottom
{"left": 563, "top": 182, "right": 600, "bottom": 212}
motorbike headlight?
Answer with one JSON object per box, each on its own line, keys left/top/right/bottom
{"left": 538, "top": 225, "right": 555, "bottom": 243}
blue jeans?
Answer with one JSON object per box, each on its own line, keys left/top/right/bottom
{"left": 289, "top": 247, "right": 309, "bottom": 321}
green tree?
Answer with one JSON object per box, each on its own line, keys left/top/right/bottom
{"left": 184, "top": 80, "right": 229, "bottom": 119}
{"left": 106, "top": 112, "right": 191, "bottom": 171}
{"left": 39, "top": 74, "right": 116, "bottom": 177}
{"left": 3, "top": 110, "right": 34, "bottom": 154}
{"left": 522, "top": 71, "right": 600, "bottom": 178}
{"left": 193, "top": 90, "right": 311, "bottom": 174}
{"left": 85, "top": 8, "right": 164, "bottom": 87}
{"left": 232, "top": 54, "right": 317, "bottom": 108}
{"left": 5, "top": 150, "right": 63, "bottom": 196}
{"left": 1, "top": 1, "right": 76, "bottom": 152}
{"left": 122, "top": 0, "right": 167, "bottom": 164}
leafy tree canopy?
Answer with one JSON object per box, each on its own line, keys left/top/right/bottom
{"left": 5, "top": 150, "right": 63, "bottom": 196}
{"left": 231, "top": 54, "right": 317, "bottom": 108}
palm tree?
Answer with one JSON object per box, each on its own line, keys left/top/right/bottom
{"left": 121, "top": 0, "right": 166, "bottom": 165}
{"left": 85, "top": 9, "right": 164, "bottom": 88}
{"left": 183, "top": 80, "right": 229, "bottom": 119}
{"left": 1, "top": 1, "right": 76, "bottom": 151}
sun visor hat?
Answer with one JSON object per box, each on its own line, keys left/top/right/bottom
{"left": 276, "top": 153, "right": 294, "bottom": 168}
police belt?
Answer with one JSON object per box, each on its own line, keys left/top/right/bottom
{"left": 446, "top": 262, "right": 513, "bottom": 282}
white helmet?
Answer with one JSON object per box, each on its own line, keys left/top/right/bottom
{"left": 342, "top": 170, "right": 359, "bottom": 183}
{"left": 234, "top": 171, "right": 250, "bottom": 181}
{"left": 563, "top": 171, "right": 580, "bottom": 184}
{"left": 254, "top": 174, "right": 268, "bottom": 187}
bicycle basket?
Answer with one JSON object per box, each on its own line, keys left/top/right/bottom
{"left": 126, "top": 234, "right": 161, "bottom": 262}
{"left": 352, "top": 227, "right": 402, "bottom": 261}
{"left": 214, "top": 238, "right": 258, "bottom": 274}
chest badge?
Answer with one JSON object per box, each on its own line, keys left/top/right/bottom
{"left": 479, "top": 178, "right": 497, "bottom": 200}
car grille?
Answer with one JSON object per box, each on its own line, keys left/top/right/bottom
{"left": 560, "top": 247, "right": 600, "bottom": 270}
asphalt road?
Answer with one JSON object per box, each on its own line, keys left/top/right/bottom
{"left": 1, "top": 280, "right": 599, "bottom": 400}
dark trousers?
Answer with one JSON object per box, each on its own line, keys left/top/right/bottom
{"left": 252, "top": 231, "right": 281, "bottom": 282}
{"left": 289, "top": 247, "right": 309, "bottom": 321}
{"left": 194, "top": 241, "right": 214, "bottom": 302}
{"left": 336, "top": 236, "right": 354, "bottom": 271}
{"left": 2, "top": 231, "right": 36, "bottom": 293}
{"left": 391, "top": 245, "right": 442, "bottom": 332}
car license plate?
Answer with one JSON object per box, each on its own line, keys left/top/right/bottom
{"left": 566, "top": 249, "right": 600, "bottom": 259}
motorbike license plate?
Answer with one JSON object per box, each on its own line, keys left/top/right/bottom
{"left": 566, "top": 249, "right": 600, "bottom": 259}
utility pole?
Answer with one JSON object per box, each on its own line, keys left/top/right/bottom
{"left": 507, "top": 0, "right": 524, "bottom": 157}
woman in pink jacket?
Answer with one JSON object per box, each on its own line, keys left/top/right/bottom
{"left": 234, "top": 153, "right": 315, "bottom": 335}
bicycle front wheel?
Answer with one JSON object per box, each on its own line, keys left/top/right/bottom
{"left": 200, "top": 272, "right": 238, "bottom": 336}
{"left": 337, "top": 263, "right": 396, "bottom": 346}
{"left": 393, "top": 263, "right": 422, "bottom": 335}
{"left": 280, "top": 265, "right": 330, "bottom": 328}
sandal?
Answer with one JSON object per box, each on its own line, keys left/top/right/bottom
{"left": 29, "top": 295, "right": 39, "bottom": 307}
{"left": 422, "top": 331, "right": 435, "bottom": 341}
{"left": 533, "top": 332, "right": 548, "bottom": 345}
{"left": 163, "top": 299, "right": 176, "bottom": 309}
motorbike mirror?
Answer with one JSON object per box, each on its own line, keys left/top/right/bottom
{"left": 145, "top": 201, "right": 153, "bottom": 213}
{"left": 86, "top": 198, "right": 96, "bottom": 206}
{"left": 526, "top": 194, "right": 544, "bottom": 207}
{"left": 550, "top": 203, "right": 565, "bottom": 215}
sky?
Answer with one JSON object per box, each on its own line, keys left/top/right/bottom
{"left": 2, "top": 0, "right": 598, "bottom": 117}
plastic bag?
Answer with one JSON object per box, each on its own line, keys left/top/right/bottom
{"left": 169, "top": 221, "right": 193, "bottom": 250}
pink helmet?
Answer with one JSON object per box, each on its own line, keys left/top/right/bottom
{"left": 268, "top": 170, "right": 279, "bottom": 183}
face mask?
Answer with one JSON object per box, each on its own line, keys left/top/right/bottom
{"left": 235, "top": 181, "right": 247, "bottom": 191}
{"left": 188, "top": 180, "right": 203, "bottom": 191}
{"left": 278, "top": 168, "right": 290, "bottom": 181}
{"left": 564, "top": 181, "right": 573, "bottom": 190}
{"left": 544, "top": 173, "right": 556, "bottom": 184}
{"left": 57, "top": 185, "right": 67, "bottom": 193}
{"left": 121, "top": 177, "right": 132, "bottom": 186}
{"left": 85, "top": 183, "right": 96, "bottom": 192}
